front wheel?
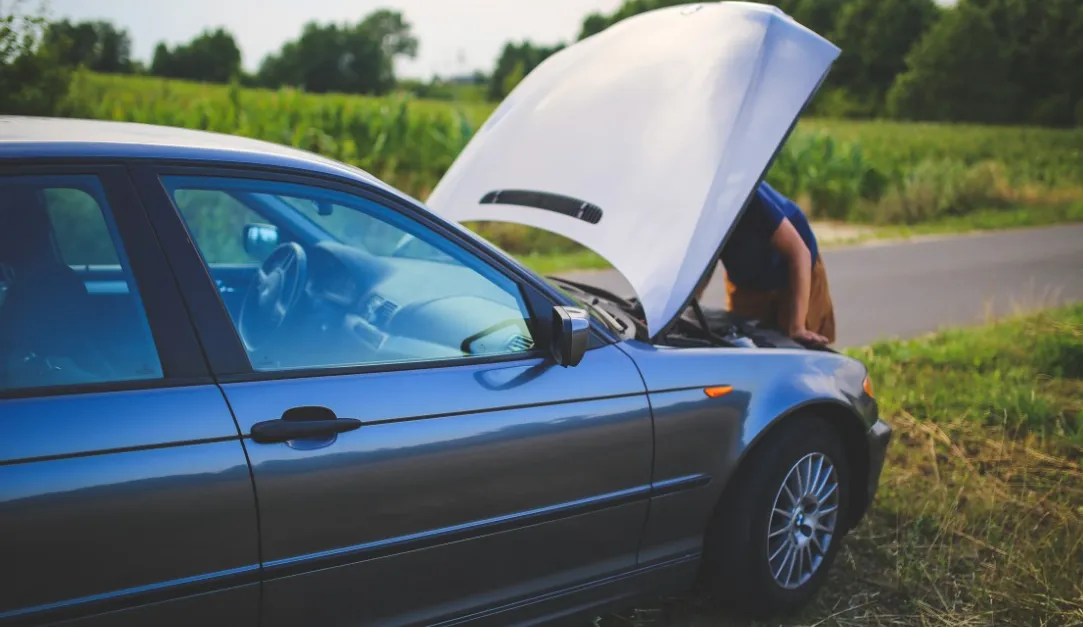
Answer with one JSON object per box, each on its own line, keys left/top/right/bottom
{"left": 701, "top": 416, "right": 850, "bottom": 619}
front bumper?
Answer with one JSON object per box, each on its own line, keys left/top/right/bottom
{"left": 856, "top": 418, "right": 892, "bottom": 524}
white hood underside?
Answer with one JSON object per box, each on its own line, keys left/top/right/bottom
{"left": 425, "top": 2, "right": 840, "bottom": 338}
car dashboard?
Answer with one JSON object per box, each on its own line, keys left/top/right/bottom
{"left": 278, "top": 241, "right": 535, "bottom": 370}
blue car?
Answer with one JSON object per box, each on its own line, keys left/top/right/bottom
{"left": 0, "top": 5, "right": 889, "bottom": 626}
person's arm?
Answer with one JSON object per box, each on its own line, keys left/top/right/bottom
{"left": 769, "top": 218, "right": 828, "bottom": 344}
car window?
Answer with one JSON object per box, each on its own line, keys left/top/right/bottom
{"left": 44, "top": 188, "right": 121, "bottom": 266}
{"left": 0, "top": 175, "right": 163, "bottom": 392}
{"left": 286, "top": 198, "right": 456, "bottom": 263}
{"left": 171, "top": 189, "right": 270, "bottom": 265}
{"left": 161, "top": 175, "right": 537, "bottom": 373}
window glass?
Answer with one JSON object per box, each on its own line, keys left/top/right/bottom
{"left": 287, "top": 198, "right": 456, "bottom": 264}
{"left": 171, "top": 189, "right": 269, "bottom": 264}
{"left": 44, "top": 188, "right": 120, "bottom": 266}
{"left": 161, "top": 176, "right": 536, "bottom": 372}
{"left": 0, "top": 175, "right": 162, "bottom": 392}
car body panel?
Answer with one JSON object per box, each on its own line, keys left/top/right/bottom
{"left": 23, "top": 586, "right": 259, "bottom": 627}
{"left": 425, "top": 2, "right": 840, "bottom": 338}
{"left": 431, "top": 555, "right": 699, "bottom": 627}
{"left": 612, "top": 339, "right": 876, "bottom": 563}
{"left": 262, "top": 503, "right": 651, "bottom": 627}
{"left": 223, "top": 345, "right": 657, "bottom": 626}
{"left": 0, "top": 387, "right": 260, "bottom": 626}
{"left": 0, "top": 386, "right": 242, "bottom": 462}
{"left": 0, "top": 116, "right": 404, "bottom": 201}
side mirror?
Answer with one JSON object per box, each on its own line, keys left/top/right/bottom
{"left": 550, "top": 306, "right": 590, "bottom": 367}
{"left": 243, "top": 223, "right": 279, "bottom": 260}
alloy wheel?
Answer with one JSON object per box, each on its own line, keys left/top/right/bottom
{"left": 766, "top": 452, "right": 840, "bottom": 589}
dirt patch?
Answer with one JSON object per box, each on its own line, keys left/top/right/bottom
{"left": 811, "top": 221, "right": 878, "bottom": 247}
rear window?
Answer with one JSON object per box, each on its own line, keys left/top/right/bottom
{"left": 44, "top": 188, "right": 120, "bottom": 266}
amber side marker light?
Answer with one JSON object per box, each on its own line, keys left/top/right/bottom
{"left": 863, "top": 376, "right": 875, "bottom": 398}
{"left": 704, "top": 385, "right": 733, "bottom": 398}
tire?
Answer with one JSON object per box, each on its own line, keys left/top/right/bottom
{"left": 700, "top": 415, "right": 850, "bottom": 620}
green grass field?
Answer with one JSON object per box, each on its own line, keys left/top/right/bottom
{"left": 57, "top": 72, "right": 1083, "bottom": 268}
{"left": 592, "top": 304, "right": 1083, "bottom": 626}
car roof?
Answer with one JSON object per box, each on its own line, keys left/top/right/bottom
{"left": 0, "top": 116, "right": 412, "bottom": 201}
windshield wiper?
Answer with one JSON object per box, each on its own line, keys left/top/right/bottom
{"left": 585, "top": 296, "right": 627, "bottom": 334}
{"left": 546, "top": 277, "right": 627, "bottom": 335}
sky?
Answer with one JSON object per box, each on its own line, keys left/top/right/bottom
{"left": 45, "top": 0, "right": 625, "bottom": 80}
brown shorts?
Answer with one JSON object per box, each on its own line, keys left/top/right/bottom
{"left": 724, "top": 257, "right": 836, "bottom": 344}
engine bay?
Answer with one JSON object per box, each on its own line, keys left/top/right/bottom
{"left": 545, "top": 276, "right": 823, "bottom": 352}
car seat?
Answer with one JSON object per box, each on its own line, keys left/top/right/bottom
{"left": 0, "top": 184, "right": 115, "bottom": 389}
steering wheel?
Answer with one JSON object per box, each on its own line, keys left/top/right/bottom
{"left": 238, "top": 242, "right": 308, "bottom": 351}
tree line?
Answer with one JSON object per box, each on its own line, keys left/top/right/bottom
{"left": 3, "top": 6, "right": 420, "bottom": 98}
{"left": 491, "top": 0, "right": 1083, "bottom": 128}
{"left": 3, "top": 0, "right": 1081, "bottom": 127}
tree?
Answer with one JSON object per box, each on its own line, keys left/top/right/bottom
{"left": 973, "top": 0, "right": 1083, "bottom": 127}
{"left": 487, "top": 41, "right": 564, "bottom": 101}
{"left": 360, "top": 9, "right": 418, "bottom": 59}
{"left": 886, "top": 2, "right": 1019, "bottom": 124}
{"left": 151, "top": 28, "right": 241, "bottom": 84}
{"left": 256, "top": 10, "right": 417, "bottom": 95}
{"left": 569, "top": 0, "right": 936, "bottom": 118}
{"left": 887, "top": 0, "right": 1083, "bottom": 127}
{"left": 826, "top": 0, "right": 940, "bottom": 116}
{"left": 784, "top": 0, "right": 845, "bottom": 42}
{"left": 578, "top": 13, "right": 608, "bottom": 40}
{"left": 575, "top": 0, "right": 694, "bottom": 41}
{"left": 45, "top": 19, "right": 133, "bottom": 73}
{"left": 1, "top": 4, "right": 71, "bottom": 115}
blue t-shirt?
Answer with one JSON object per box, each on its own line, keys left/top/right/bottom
{"left": 719, "top": 182, "right": 819, "bottom": 291}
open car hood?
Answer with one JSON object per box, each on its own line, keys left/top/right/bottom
{"left": 425, "top": 2, "right": 839, "bottom": 339}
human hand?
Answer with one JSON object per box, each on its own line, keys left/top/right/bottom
{"left": 790, "top": 327, "right": 829, "bottom": 345}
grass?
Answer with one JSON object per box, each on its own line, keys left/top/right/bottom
{"left": 796, "top": 119, "right": 1083, "bottom": 189}
{"left": 512, "top": 249, "right": 611, "bottom": 275}
{"left": 593, "top": 304, "right": 1083, "bottom": 626}
{"left": 870, "top": 202, "right": 1083, "bottom": 242}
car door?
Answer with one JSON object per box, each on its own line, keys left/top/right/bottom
{"left": 0, "top": 166, "right": 259, "bottom": 627}
{"left": 132, "top": 165, "right": 655, "bottom": 627}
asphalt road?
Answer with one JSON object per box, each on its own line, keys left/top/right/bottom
{"left": 561, "top": 224, "right": 1083, "bottom": 348}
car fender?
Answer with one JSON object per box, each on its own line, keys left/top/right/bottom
{"left": 615, "top": 340, "right": 875, "bottom": 564}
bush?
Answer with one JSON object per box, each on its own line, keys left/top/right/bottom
{"left": 872, "top": 159, "right": 1009, "bottom": 224}
{"left": 0, "top": 5, "right": 71, "bottom": 115}
{"left": 807, "top": 86, "right": 878, "bottom": 119}
{"left": 769, "top": 132, "right": 889, "bottom": 221}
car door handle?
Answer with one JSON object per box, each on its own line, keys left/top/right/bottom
{"left": 250, "top": 406, "right": 361, "bottom": 444}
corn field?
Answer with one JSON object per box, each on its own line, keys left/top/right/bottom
{"left": 59, "top": 72, "right": 1083, "bottom": 253}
